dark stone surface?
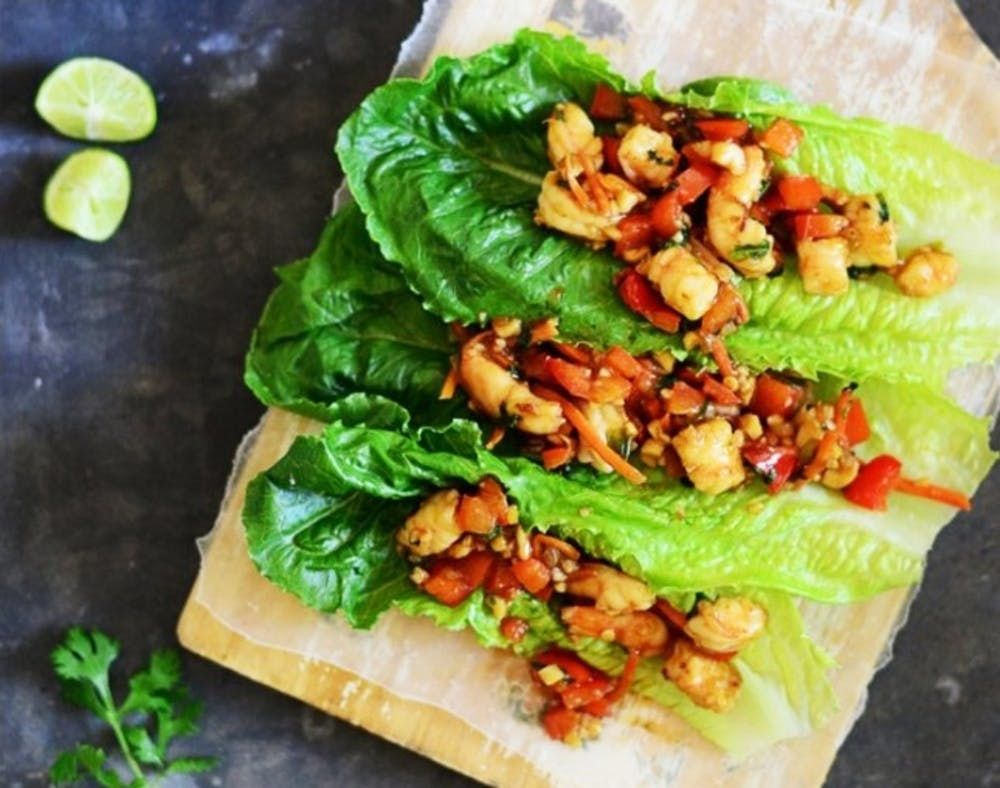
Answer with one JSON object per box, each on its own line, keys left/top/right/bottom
{"left": 0, "top": 1, "right": 995, "bottom": 785}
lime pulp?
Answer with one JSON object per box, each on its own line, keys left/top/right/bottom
{"left": 44, "top": 148, "right": 131, "bottom": 242}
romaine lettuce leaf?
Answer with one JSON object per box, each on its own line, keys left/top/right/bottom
{"left": 336, "top": 29, "right": 1000, "bottom": 387}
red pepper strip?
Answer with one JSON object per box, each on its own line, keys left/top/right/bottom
{"left": 601, "top": 135, "right": 623, "bottom": 174}
{"left": 894, "top": 477, "right": 972, "bottom": 511}
{"left": 695, "top": 118, "right": 749, "bottom": 141}
{"left": 545, "top": 356, "right": 593, "bottom": 398}
{"left": 758, "top": 117, "right": 804, "bottom": 157}
{"left": 844, "top": 398, "right": 870, "bottom": 445}
{"left": 842, "top": 454, "right": 902, "bottom": 511}
{"left": 650, "top": 192, "right": 684, "bottom": 238}
{"left": 589, "top": 84, "right": 629, "bottom": 120}
{"left": 603, "top": 346, "right": 644, "bottom": 379}
{"left": 793, "top": 212, "right": 849, "bottom": 241}
{"left": 552, "top": 341, "right": 592, "bottom": 366}
{"left": 603, "top": 650, "right": 641, "bottom": 704}
{"left": 533, "top": 384, "right": 647, "bottom": 485}
{"left": 673, "top": 161, "right": 718, "bottom": 204}
{"left": 558, "top": 677, "right": 615, "bottom": 710}
{"left": 654, "top": 599, "right": 689, "bottom": 630}
{"left": 702, "top": 376, "right": 741, "bottom": 406}
{"left": 534, "top": 649, "right": 595, "bottom": 683}
{"left": 741, "top": 441, "right": 798, "bottom": 494}
{"left": 617, "top": 270, "right": 682, "bottom": 334}
{"left": 776, "top": 175, "right": 823, "bottom": 212}
{"left": 627, "top": 95, "right": 667, "bottom": 130}
{"left": 614, "top": 213, "right": 655, "bottom": 256}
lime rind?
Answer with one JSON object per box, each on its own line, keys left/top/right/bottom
{"left": 44, "top": 148, "right": 131, "bottom": 242}
{"left": 35, "top": 57, "right": 157, "bottom": 142}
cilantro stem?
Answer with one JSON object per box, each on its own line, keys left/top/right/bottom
{"left": 107, "top": 714, "right": 144, "bottom": 782}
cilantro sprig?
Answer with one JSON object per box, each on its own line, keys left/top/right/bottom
{"left": 50, "top": 628, "right": 217, "bottom": 786}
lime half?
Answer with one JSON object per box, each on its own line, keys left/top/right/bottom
{"left": 44, "top": 149, "right": 131, "bottom": 242}
{"left": 35, "top": 57, "right": 157, "bottom": 142}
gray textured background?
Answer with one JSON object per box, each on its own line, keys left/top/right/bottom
{"left": 1, "top": 1, "right": 997, "bottom": 785}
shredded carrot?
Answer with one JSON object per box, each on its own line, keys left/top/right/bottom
{"left": 552, "top": 341, "right": 592, "bottom": 366}
{"left": 894, "top": 477, "right": 971, "bottom": 511}
{"left": 567, "top": 171, "right": 594, "bottom": 211}
{"left": 438, "top": 365, "right": 459, "bottom": 400}
{"left": 533, "top": 384, "right": 647, "bottom": 485}
{"left": 485, "top": 425, "right": 506, "bottom": 450}
{"left": 603, "top": 650, "right": 641, "bottom": 704}
{"left": 532, "top": 532, "right": 581, "bottom": 561}
{"left": 802, "top": 430, "right": 839, "bottom": 480}
{"left": 707, "top": 336, "right": 736, "bottom": 378}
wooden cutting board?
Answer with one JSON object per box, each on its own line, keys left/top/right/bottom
{"left": 177, "top": 1, "right": 998, "bottom": 785}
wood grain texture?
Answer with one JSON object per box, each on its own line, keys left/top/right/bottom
{"left": 177, "top": 0, "right": 997, "bottom": 784}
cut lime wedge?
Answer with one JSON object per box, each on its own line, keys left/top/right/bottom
{"left": 35, "top": 57, "right": 157, "bottom": 142}
{"left": 44, "top": 149, "right": 131, "bottom": 242}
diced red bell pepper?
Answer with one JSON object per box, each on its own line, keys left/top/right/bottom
{"left": 844, "top": 398, "right": 871, "bottom": 445}
{"left": 541, "top": 706, "right": 580, "bottom": 741}
{"left": 558, "top": 677, "right": 614, "bottom": 709}
{"left": 511, "top": 557, "right": 552, "bottom": 595}
{"left": 614, "top": 213, "right": 655, "bottom": 257}
{"left": 484, "top": 561, "right": 522, "bottom": 600}
{"left": 750, "top": 374, "right": 804, "bottom": 419}
{"left": 456, "top": 493, "right": 495, "bottom": 534}
{"left": 552, "top": 341, "right": 593, "bottom": 366}
{"left": 456, "top": 551, "right": 495, "bottom": 588}
{"left": 541, "top": 444, "right": 574, "bottom": 470}
{"left": 673, "top": 161, "right": 718, "bottom": 204}
{"left": 742, "top": 441, "right": 799, "bottom": 494}
{"left": 422, "top": 561, "right": 477, "bottom": 607}
{"left": 650, "top": 192, "right": 684, "bottom": 238}
{"left": 603, "top": 346, "right": 644, "bottom": 379}
{"left": 601, "top": 135, "right": 622, "bottom": 174}
{"left": 500, "top": 616, "right": 529, "bottom": 643}
{"left": 702, "top": 376, "right": 741, "bottom": 406}
{"left": 695, "top": 118, "right": 749, "bottom": 141}
{"left": 589, "top": 84, "right": 629, "bottom": 120}
{"left": 617, "top": 270, "right": 682, "bottom": 333}
{"left": 545, "top": 356, "right": 594, "bottom": 399}
{"left": 842, "top": 454, "right": 902, "bottom": 511}
{"left": 627, "top": 95, "right": 667, "bottom": 130}
{"left": 792, "top": 212, "right": 849, "bottom": 241}
{"left": 581, "top": 697, "right": 614, "bottom": 717}
{"left": 758, "top": 117, "right": 804, "bottom": 157}
{"left": 776, "top": 175, "right": 823, "bottom": 212}
{"left": 587, "top": 372, "right": 632, "bottom": 404}
{"left": 534, "top": 649, "right": 595, "bottom": 683}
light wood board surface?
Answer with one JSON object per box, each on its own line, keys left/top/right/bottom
{"left": 178, "top": 1, "right": 998, "bottom": 785}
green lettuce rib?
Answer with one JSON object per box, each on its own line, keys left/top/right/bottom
{"left": 336, "top": 29, "right": 1000, "bottom": 386}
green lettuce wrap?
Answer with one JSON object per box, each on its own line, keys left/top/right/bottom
{"left": 335, "top": 30, "right": 1000, "bottom": 388}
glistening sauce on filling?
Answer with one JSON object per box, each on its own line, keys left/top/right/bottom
{"left": 534, "top": 87, "right": 960, "bottom": 364}
{"left": 397, "top": 479, "right": 768, "bottom": 745}
{"left": 443, "top": 318, "right": 970, "bottom": 512}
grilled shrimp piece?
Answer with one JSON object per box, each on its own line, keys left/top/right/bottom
{"left": 617, "top": 124, "right": 678, "bottom": 189}
{"left": 546, "top": 102, "right": 603, "bottom": 178}
{"left": 893, "top": 245, "right": 958, "bottom": 297}
{"left": 562, "top": 606, "right": 668, "bottom": 656}
{"left": 842, "top": 194, "right": 897, "bottom": 267}
{"left": 459, "top": 334, "right": 564, "bottom": 435}
{"left": 796, "top": 237, "right": 850, "bottom": 295}
{"left": 684, "top": 597, "right": 767, "bottom": 654}
{"left": 684, "top": 141, "right": 746, "bottom": 175}
{"left": 671, "top": 418, "right": 746, "bottom": 494}
{"left": 663, "top": 638, "right": 742, "bottom": 712}
{"left": 706, "top": 146, "right": 775, "bottom": 276}
{"left": 397, "top": 489, "right": 463, "bottom": 557}
{"left": 565, "top": 563, "right": 656, "bottom": 614}
{"left": 535, "top": 171, "right": 645, "bottom": 244}
{"left": 575, "top": 401, "right": 638, "bottom": 473}
{"left": 638, "top": 246, "right": 719, "bottom": 320}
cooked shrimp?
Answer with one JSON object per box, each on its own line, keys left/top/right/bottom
{"left": 617, "top": 123, "right": 678, "bottom": 189}
{"left": 663, "top": 638, "right": 742, "bottom": 712}
{"left": 564, "top": 563, "right": 655, "bottom": 613}
{"left": 535, "top": 171, "right": 644, "bottom": 244}
{"left": 842, "top": 194, "right": 897, "bottom": 267}
{"left": 459, "top": 333, "right": 564, "bottom": 435}
{"left": 671, "top": 418, "right": 746, "bottom": 494}
{"left": 638, "top": 246, "right": 719, "bottom": 320}
{"left": 893, "top": 245, "right": 958, "bottom": 297}
{"left": 684, "top": 141, "right": 746, "bottom": 175}
{"left": 706, "top": 146, "right": 775, "bottom": 277}
{"left": 397, "top": 489, "right": 463, "bottom": 557}
{"left": 684, "top": 597, "right": 767, "bottom": 653}
{"left": 546, "top": 102, "right": 603, "bottom": 178}
{"left": 796, "top": 237, "right": 850, "bottom": 295}
{"left": 575, "top": 401, "right": 638, "bottom": 473}
{"left": 561, "top": 606, "right": 668, "bottom": 656}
